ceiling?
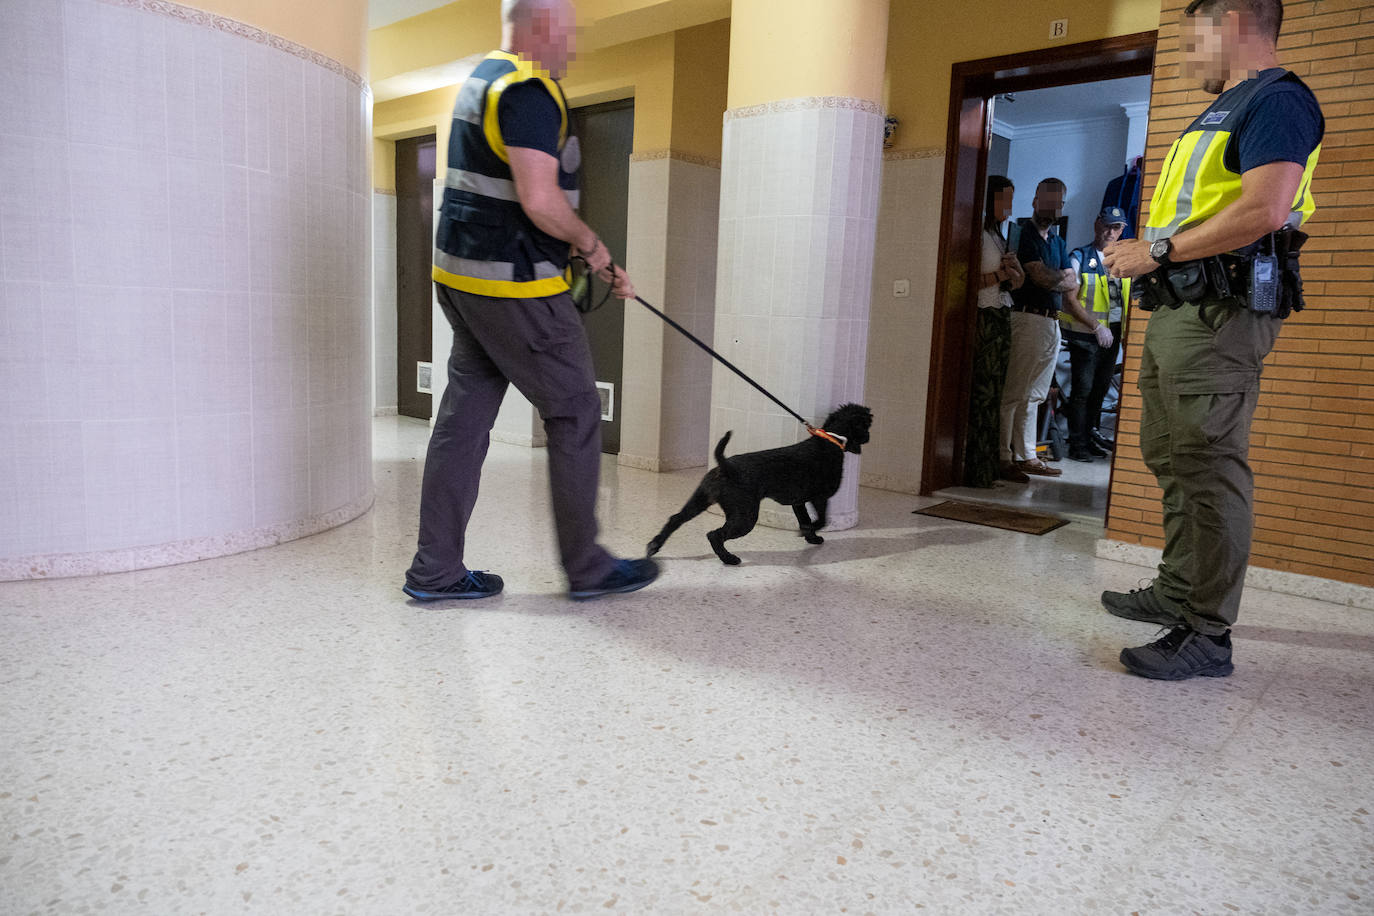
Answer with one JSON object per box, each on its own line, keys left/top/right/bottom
{"left": 370, "top": 0, "right": 456, "bottom": 30}
{"left": 991, "top": 75, "right": 1151, "bottom": 129}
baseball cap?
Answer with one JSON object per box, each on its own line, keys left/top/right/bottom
{"left": 1099, "top": 206, "right": 1128, "bottom": 226}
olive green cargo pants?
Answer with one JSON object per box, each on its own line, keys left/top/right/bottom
{"left": 1137, "top": 299, "right": 1282, "bottom": 636}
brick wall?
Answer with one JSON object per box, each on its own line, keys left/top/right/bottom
{"left": 1105, "top": 0, "right": 1374, "bottom": 588}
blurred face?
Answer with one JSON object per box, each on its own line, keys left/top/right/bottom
{"left": 1032, "top": 188, "right": 1065, "bottom": 228}
{"left": 1095, "top": 219, "right": 1125, "bottom": 247}
{"left": 993, "top": 187, "right": 1015, "bottom": 223}
{"left": 1181, "top": 10, "right": 1234, "bottom": 94}
{"left": 530, "top": 0, "right": 577, "bottom": 78}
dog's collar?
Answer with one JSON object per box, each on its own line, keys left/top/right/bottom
{"left": 808, "top": 426, "right": 848, "bottom": 450}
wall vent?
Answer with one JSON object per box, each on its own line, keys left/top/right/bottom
{"left": 596, "top": 381, "right": 614, "bottom": 422}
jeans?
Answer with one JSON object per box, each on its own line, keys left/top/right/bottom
{"left": 1064, "top": 321, "right": 1121, "bottom": 449}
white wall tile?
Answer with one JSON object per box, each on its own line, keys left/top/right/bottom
{"left": 1, "top": 0, "right": 373, "bottom": 568}
{"left": 4, "top": 0, "right": 68, "bottom": 142}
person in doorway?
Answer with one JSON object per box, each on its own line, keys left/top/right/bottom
{"left": 1000, "top": 177, "right": 1080, "bottom": 479}
{"left": 1102, "top": 0, "right": 1323, "bottom": 679}
{"left": 404, "top": 0, "right": 659, "bottom": 602}
{"left": 1062, "top": 207, "right": 1131, "bottom": 462}
{"left": 965, "top": 176, "right": 1025, "bottom": 487}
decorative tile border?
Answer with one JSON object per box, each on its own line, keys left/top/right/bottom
{"left": 1, "top": 489, "right": 377, "bottom": 582}
{"left": 724, "top": 96, "right": 885, "bottom": 122}
{"left": 96, "top": 0, "right": 367, "bottom": 90}
{"left": 883, "top": 147, "right": 944, "bottom": 162}
{"left": 1095, "top": 538, "right": 1374, "bottom": 611}
{"left": 629, "top": 149, "right": 723, "bottom": 170}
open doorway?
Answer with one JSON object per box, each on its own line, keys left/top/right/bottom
{"left": 921, "top": 33, "right": 1156, "bottom": 525}
{"left": 939, "top": 74, "right": 1152, "bottom": 523}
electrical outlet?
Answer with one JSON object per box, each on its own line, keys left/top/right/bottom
{"left": 893, "top": 279, "right": 910, "bottom": 298}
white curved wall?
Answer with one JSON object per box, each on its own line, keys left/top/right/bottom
{"left": 0, "top": 0, "right": 373, "bottom": 579}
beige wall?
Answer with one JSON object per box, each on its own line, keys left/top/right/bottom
{"left": 883, "top": 0, "right": 1160, "bottom": 151}
{"left": 727, "top": 0, "right": 889, "bottom": 108}
{"left": 182, "top": 0, "right": 369, "bottom": 75}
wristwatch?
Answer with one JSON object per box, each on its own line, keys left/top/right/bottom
{"left": 1149, "top": 238, "right": 1174, "bottom": 266}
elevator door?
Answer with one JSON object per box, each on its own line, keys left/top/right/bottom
{"left": 569, "top": 100, "right": 633, "bottom": 454}
{"left": 395, "top": 134, "right": 436, "bottom": 421}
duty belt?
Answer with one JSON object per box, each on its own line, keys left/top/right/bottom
{"left": 1136, "top": 227, "right": 1308, "bottom": 318}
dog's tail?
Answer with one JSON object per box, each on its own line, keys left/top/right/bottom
{"left": 713, "top": 431, "right": 740, "bottom": 482}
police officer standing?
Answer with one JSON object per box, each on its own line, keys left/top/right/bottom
{"left": 404, "top": 0, "right": 659, "bottom": 602}
{"left": 1063, "top": 207, "right": 1131, "bottom": 463}
{"left": 1101, "top": 0, "right": 1322, "bottom": 679}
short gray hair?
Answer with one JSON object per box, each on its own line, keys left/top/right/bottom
{"left": 502, "top": 0, "right": 558, "bottom": 26}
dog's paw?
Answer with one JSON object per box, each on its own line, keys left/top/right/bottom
{"left": 804, "top": 533, "right": 824, "bottom": 545}
{"left": 645, "top": 539, "right": 661, "bottom": 557}
{"left": 720, "top": 553, "right": 741, "bottom": 566}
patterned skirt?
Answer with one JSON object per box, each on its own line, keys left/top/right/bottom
{"left": 964, "top": 306, "right": 1012, "bottom": 488}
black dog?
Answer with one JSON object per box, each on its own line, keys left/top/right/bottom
{"left": 646, "top": 403, "right": 873, "bottom": 565}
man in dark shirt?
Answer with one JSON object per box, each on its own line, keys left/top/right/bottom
{"left": 405, "top": 0, "right": 659, "bottom": 602}
{"left": 1102, "top": 0, "right": 1324, "bottom": 679}
{"left": 998, "top": 178, "right": 1078, "bottom": 479}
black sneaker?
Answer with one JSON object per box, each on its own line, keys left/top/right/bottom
{"left": 1068, "top": 447, "right": 1095, "bottom": 462}
{"left": 570, "top": 557, "right": 659, "bottom": 601}
{"left": 1120, "top": 626, "right": 1233, "bottom": 680}
{"left": 1086, "top": 441, "right": 1110, "bottom": 458}
{"left": 1101, "top": 581, "right": 1185, "bottom": 626}
{"left": 1091, "top": 431, "right": 1115, "bottom": 451}
{"left": 403, "top": 570, "right": 504, "bottom": 601}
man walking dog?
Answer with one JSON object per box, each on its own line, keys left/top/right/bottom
{"left": 404, "top": 0, "right": 659, "bottom": 602}
{"left": 1102, "top": 0, "right": 1322, "bottom": 679}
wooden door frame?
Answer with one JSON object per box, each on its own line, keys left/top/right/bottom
{"left": 920, "top": 31, "right": 1158, "bottom": 495}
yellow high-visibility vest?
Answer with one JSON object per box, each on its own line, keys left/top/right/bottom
{"left": 1145, "top": 69, "right": 1320, "bottom": 244}
{"left": 1060, "top": 247, "right": 1130, "bottom": 330}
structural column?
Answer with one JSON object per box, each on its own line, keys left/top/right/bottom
{"left": 711, "top": 0, "right": 890, "bottom": 530}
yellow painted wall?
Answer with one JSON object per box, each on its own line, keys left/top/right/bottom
{"left": 727, "top": 0, "right": 890, "bottom": 108}
{"left": 370, "top": 0, "right": 501, "bottom": 85}
{"left": 373, "top": 139, "right": 396, "bottom": 193}
{"left": 669, "top": 19, "right": 730, "bottom": 161}
{"left": 181, "top": 0, "right": 369, "bottom": 75}
{"left": 565, "top": 33, "right": 677, "bottom": 152}
{"left": 884, "top": 0, "right": 1161, "bottom": 151}
{"left": 372, "top": 23, "right": 729, "bottom": 178}
{"left": 370, "top": 0, "right": 728, "bottom": 85}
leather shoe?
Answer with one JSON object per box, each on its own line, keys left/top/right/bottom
{"left": 999, "top": 461, "right": 1030, "bottom": 483}
{"left": 1018, "top": 459, "right": 1062, "bottom": 477}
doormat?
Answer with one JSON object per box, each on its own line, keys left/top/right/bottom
{"left": 913, "top": 500, "right": 1069, "bottom": 535}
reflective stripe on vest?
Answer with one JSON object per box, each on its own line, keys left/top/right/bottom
{"left": 1144, "top": 69, "right": 1320, "bottom": 243}
{"left": 432, "top": 50, "right": 578, "bottom": 299}
{"left": 1059, "top": 247, "right": 1130, "bottom": 329}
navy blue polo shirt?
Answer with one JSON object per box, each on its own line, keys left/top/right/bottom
{"left": 1012, "top": 224, "right": 1070, "bottom": 315}
{"left": 498, "top": 80, "right": 561, "bottom": 156}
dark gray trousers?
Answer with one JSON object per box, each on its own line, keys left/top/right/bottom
{"left": 406, "top": 284, "right": 615, "bottom": 591}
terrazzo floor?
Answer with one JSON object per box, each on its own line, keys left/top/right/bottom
{"left": 2, "top": 415, "right": 1370, "bottom": 915}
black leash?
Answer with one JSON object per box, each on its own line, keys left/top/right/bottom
{"left": 571, "top": 256, "right": 812, "bottom": 429}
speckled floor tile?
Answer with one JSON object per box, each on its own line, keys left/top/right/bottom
{"left": 2, "top": 416, "right": 1371, "bottom": 914}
